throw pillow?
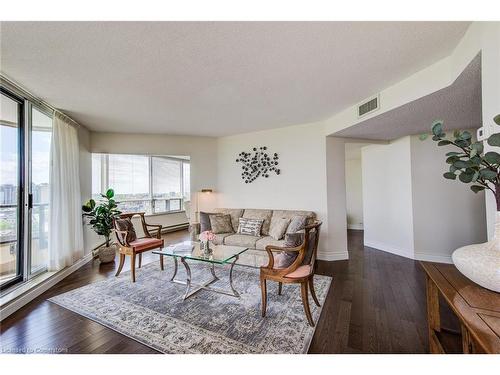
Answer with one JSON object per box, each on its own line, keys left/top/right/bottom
{"left": 284, "top": 231, "right": 305, "bottom": 247}
{"left": 237, "top": 217, "right": 264, "bottom": 236}
{"left": 209, "top": 214, "right": 233, "bottom": 234}
{"left": 274, "top": 251, "right": 298, "bottom": 269}
{"left": 286, "top": 215, "right": 307, "bottom": 234}
{"left": 114, "top": 217, "right": 137, "bottom": 243}
{"left": 269, "top": 217, "right": 291, "bottom": 240}
{"left": 199, "top": 211, "right": 214, "bottom": 233}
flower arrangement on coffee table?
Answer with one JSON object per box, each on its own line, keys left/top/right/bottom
{"left": 199, "top": 230, "right": 216, "bottom": 254}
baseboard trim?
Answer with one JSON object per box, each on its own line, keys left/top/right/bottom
{"left": 347, "top": 224, "right": 364, "bottom": 230}
{"left": 414, "top": 253, "right": 453, "bottom": 264}
{"left": 364, "top": 240, "right": 414, "bottom": 260}
{"left": 318, "top": 251, "right": 349, "bottom": 261}
{"left": 0, "top": 252, "right": 94, "bottom": 321}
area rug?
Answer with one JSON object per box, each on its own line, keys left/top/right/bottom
{"left": 49, "top": 259, "right": 332, "bottom": 353}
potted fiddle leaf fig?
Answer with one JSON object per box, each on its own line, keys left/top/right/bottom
{"left": 82, "top": 188, "right": 122, "bottom": 263}
{"left": 420, "top": 114, "right": 500, "bottom": 292}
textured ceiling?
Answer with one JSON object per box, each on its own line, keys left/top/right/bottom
{"left": 333, "top": 54, "right": 481, "bottom": 141}
{"left": 0, "top": 22, "right": 470, "bottom": 136}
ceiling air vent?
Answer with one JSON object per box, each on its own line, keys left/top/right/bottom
{"left": 357, "top": 95, "right": 379, "bottom": 118}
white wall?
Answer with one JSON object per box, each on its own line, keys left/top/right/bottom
{"left": 345, "top": 158, "right": 363, "bottom": 230}
{"left": 325, "top": 137, "right": 349, "bottom": 260}
{"left": 410, "top": 134, "right": 487, "bottom": 262}
{"left": 362, "top": 134, "right": 487, "bottom": 262}
{"left": 217, "top": 121, "right": 336, "bottom": 260}
{"left": 362, "top": 137, "right": 415, "bottom": 258}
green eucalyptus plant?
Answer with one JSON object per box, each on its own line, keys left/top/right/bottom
{"left": 82, "top": 188, "right": 121, "bottom": 247}
{"left": 420, "top": 114, "right": 500, "bottom": 209}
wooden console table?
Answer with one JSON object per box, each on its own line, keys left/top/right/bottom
{"left": 420, "top": 262, "right": 500, "bottom": 354}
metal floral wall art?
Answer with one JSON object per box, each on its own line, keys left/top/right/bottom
{"left": 236, "top": 146, "right": 280, "bottom": 183}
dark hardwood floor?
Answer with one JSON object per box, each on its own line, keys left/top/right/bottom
{"left": 1, "top": 229, "right": 446, "bottom": 354}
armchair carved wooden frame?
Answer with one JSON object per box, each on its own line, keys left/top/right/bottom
{"left": 260, "top": 221, "right": 322, "bottom": 327}
{"left": 113, "top": 212, "right": 165, "bottom": 282}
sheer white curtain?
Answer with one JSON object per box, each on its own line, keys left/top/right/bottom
{"left": 48, "top": 112, "right": 84, "bottom": 271}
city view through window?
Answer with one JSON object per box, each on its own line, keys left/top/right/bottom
{"left": 92, "top": 154, "right": 190, "bottom": 215}
{"left": 1, "top": 94, "right": 52, "bottom": 286}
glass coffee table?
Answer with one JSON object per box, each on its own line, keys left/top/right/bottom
{"left": 153, "top": 241, "right": 248, "bottom": 300}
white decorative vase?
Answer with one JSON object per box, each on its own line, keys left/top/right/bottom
{"left": 452, "top": 211, "right": 500, "bottom": 293}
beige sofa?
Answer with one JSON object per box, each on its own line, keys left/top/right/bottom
{"left": 194, "top": 208, "right": 316, "bottom": 252}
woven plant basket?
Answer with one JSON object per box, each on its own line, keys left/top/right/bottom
{"left": 99, "top": 244, "right": 117, "bottom": 263}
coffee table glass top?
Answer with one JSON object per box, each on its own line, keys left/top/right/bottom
{"left": 153, "top": 241, "right": 248, "bottom": 264}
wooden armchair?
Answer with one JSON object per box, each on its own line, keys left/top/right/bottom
{"left": 260, "top": 221, "right": 322, "bottom": 326}
{"left": 113, "top": 212, "right": 164, "bottom": 282}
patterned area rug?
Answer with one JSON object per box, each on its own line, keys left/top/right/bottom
{"left": 49, "top": 259, "right": 332, "bottom": 353}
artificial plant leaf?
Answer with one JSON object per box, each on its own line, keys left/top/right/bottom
{"left": 470, "top": 155, "right": 482, "bottom": 166}
{"left": 484, "top": 151, "right": 500, "bottom": 165}
{"left": 472, "top": 171, "right": 479, "bottom": 182}
{"left": 431, "top": 120, "right": 443, "bottom": 136}
{"left": 459, "top": 172, "right": 474, "bottom": 183}
{"left": 453, "top": 160, "right": 469, "bottom": 169}
{"left": 438, "top": 140, "right": 452, "bottom": 146}
{"left": 479, "top": 168, "right": 497, "bottom": 180}
{"left": 445, "top": 151, "right": 461, "bottom": 157}
{"left": 443, "top": 172, "right": 456, "bottom": 180}
{"left": 494, "top": 114, "right": 500, "bottom": 125}
{"left": 461, "top": 131, "right": 472, "bottom": 140}
{"left": 470, "top": 149, "right": 477, "bottom": 158}
{"left": 487, "top": 133, "right": 500, "bottom": 147}
{"left": 82, "top": 204, "right": 92, "bottom": 212}
{"left": 455, "top": 139, "right": 470, "bottom": 148}
{"left": 106, "top": 188, "right": 114, "bottom": 199}
{"left": 453, "top": 130, "right": 461, "bottom": 138}
{"left": 446, "top": 155, "right": 459, "bottom": 164}
{"left": 471, "top": 142, "right": 484, "bottom": 154}
{"left": 450, "top": 165, "right": 457, "bottom": 173}
{"left": 419, "top": 134, "right": 428, "bottom": 141}
{"left": 470, "top": 185, "right": 486, "bottom": 193}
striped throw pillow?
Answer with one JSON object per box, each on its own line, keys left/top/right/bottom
{"left": 237, "top": 217, "right": 264, "bottom": 236}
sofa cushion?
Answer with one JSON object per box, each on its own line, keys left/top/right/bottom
{"left": 255, "top": 236, "right": 286, "bottom": 250}
{"left": 237, "top": 249, "right": 269, "bottom": 268}
{"left": 209, "top": 214, "right": 233, "bottom": 234}
{"left": 214, "top": 208, "right": 244, "bottom": 232}
{"left": 212, "top": 232, "right": 233, "bottom": 245}
{"left": 269, "top": 216, "right": 291, "bottom": 240}
{"left": 199, "top": 211, "right": 214, "bottom": 233}
{"left": 223, "top": 234, "right": 261, "bottom": 248}
{"left": 271, "top": 210, "right": 315, "bottom": 225}
{"left": 286, "top": 216, "right": 308, "bottom": 234}
{"left": 242, "top": 209, "right": 273, "bottom": 235}
{"left": 237, "top": 217, "right": 264, "bottom": 236}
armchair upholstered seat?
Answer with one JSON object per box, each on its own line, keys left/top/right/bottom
{"left": 260, "top": 221, "right": 322, "bottom": 326}
{"left": 128, "top": 237, "right": 163, "bottom": 251}
{"left": 113, "top": 212, "right": 164, "bottom": 282}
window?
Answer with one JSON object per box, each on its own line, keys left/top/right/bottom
{"left": 30, "top": 107, "right": 52, "bottom": 274}
{"left": 1, "top": 85, "right": 53, "bottom": 290}
{"left": 92, "top": 154, "right": 190, "bottom": 215}
{"left": 108, "top": 154, "right": 150, "bottom": 213}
